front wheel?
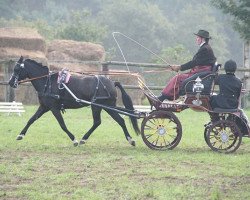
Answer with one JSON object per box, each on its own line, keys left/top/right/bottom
{"left": 141, "top": 111, "right": 182, "bottom": 150}
{"left": 205, "top": 120, "right": 242, "bottom": 153}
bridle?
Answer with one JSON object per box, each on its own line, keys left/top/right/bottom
{"left": 10, "top": 61, "right": 25, "bottom": 88}
{"left": 10, "top": 60, "right": 50, "bottom": 88}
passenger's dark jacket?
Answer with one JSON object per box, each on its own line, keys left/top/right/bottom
{"left": 210, "top": 73, "right": 242, "bottom": 109}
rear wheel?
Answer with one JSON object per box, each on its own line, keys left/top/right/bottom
{"left": 204, "top": 126, "right": 210, "bottom": 146}
{"left": 205, "top": 120, "right": 242, "bottom": 153}
{"left": 141, "top": 111, "right": 182, "bottom": 150}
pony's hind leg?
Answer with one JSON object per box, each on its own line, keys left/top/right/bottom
{"left": 105, "top": 109, "right": 135, "bottom": 146}
{"left": 50, "top": 108, "right": 78, "bottom": 146}
{"left": 17, "top": 106, "right": 49, "bottom": 140}
{"left": 80, "top": 106, "right": 102, "bottom": 145}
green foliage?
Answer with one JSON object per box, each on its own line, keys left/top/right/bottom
{"left": 145, "top": 45, "right": 192, "bottom": 87}
{"left": 0, "top": 16, "right": 55, "bottom": 40}
{"left": 154, "top": 44, "right": 192, "bottom": 64}
{"left": 0, "top": 0, "right": 14, "bottom": 19}
{"left": 0, "top": 0, "right": 246, "bottom": 84}
{"left": 97, "top": 0, "right": 174, "bottom": 62}
{"left": 0, "top": 10, "right": 107, "bottom": 43}
{"left": 56, "top": 10, "right": 107, "bottom": 43}
{"left": 211, "top": 0, "right": 250, "bottom": 41}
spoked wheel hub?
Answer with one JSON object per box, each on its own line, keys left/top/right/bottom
{"left": 141, "top": 110, "right": 182, "bottom": 150}
{"left": 157, "top": 126, "right": 166, "bottom": 136}
{"left": 220, "top": 131, "right": 229, "bottom": 143}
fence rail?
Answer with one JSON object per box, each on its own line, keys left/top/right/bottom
{"left": 1, "top": 59, "right": 250, "bottom": 104}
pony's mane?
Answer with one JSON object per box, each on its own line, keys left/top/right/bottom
{"left": 25, "top": 59, "right": 49, "bottom": 72}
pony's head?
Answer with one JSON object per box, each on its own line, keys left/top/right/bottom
{"left": 9, "top": 56, "right": 28, "bottom": 88}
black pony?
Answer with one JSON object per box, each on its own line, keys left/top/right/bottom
{"left": 9, "top": 56, "right": 140, "bottom": 146}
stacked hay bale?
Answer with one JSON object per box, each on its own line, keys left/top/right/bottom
{"left": 0, "top": 27, "right": 47, "bottom": 103}
{"left": 0, "top": 27, "right": 47, "bottom": 63}
{"left": 47, "top": 40, "right": 105, "bottom": 72}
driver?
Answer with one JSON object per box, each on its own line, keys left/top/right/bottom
{"left": 158, "top": 29, "right": 216, "bottom": 101}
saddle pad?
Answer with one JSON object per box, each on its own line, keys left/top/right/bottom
{"left": 57, "top": 70, "right": 71, "bottom": 84}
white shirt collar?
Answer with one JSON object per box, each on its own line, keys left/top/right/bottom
{"left": 200, "top": 41, "right": 206, "bottom": 47}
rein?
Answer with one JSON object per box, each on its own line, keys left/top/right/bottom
{"left": 18, "top": 74, "right": 54, "bottom": 84}
{"left": 68, "top": 69, "right": 141, "bottom": 77}
{"left": 16, "top": 68, "right": 172, "bottom": 86}
{"left": 17, "top": 70, "right": 141, "bottom": 84}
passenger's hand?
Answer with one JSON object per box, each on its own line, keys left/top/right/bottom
{"left": 170, "top": 65, "right": 181, "bottom": 72}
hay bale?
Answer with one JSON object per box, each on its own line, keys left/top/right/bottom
{"left": 0, "top": 48, "right": 47, "bottom": 64}
{"left": 110, "top": 73, "right": 144, "bottom": 105}
{"left": 0, "top": 27, "right": 47, "bottom": 65}
{"left": 0, "top": 27, "right": 46, "bottom": 52}
{"left": 0, "top": 27, "right": 47, "bottom": 104}
{"left": 47, "top": 40, "right": 105, "bottom": 72}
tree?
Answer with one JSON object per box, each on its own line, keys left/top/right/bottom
{"left": 211, "top": 0, "right": 249, "bottom": 74}
{"left": 211, "top": 0, "right": 250, "bottom": 106}
{"left": 97, "top": 0, "right": 174, "bottom": 63}
{"left": 211, "top": 0, "right": 250, "bottom": 41}
{"left": 56, "top": 10, "right": 107, "bottom": 43}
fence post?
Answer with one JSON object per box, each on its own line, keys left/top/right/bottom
{"left": 102, "top": 63, "right": 109, "bottom": 72}
{"left": 102, "top": 63, "right": 109, "bottom": 77}
{"left": 4, "top": 60, "right": 15, "bottom": 102}
{"left": 243, "top": 41, "right": 250, "bottom": 108}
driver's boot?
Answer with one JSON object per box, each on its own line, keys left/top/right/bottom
{"left": 157, "top": 94, "right": 171, "bottom": 102}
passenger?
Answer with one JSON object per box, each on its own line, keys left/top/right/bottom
{"left": 210, "top": 60, "right": 241, "bottom": 109}
{"left": 158, "top": 29, "right": 216, "bottom": 101}
{"left": 210, "top": 59, "right": 250, "bottom": 129}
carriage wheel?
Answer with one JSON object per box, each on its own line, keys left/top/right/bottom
{"left": 205, "top": 120, "right": 242, "bottom": 153}
{"left": 204, "top": 122, "right": 213, "bottom": 146}
{"left": 141, "top": 111, "right": 182, "bottom": 150}
{"left": 204, "top": 126, "right": 210, "bottom": 146}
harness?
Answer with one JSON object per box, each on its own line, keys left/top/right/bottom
{"left": 38, "top": 71, "right": 111, "bottom": 113}
{"left": 58, "top": 69, "right": 70, "bottom": 89}
{"left": 92, "top": 75, "right": 110, "bottom": 102}
{"left": 38, "top": 72, "right": 60, "bottom": 100}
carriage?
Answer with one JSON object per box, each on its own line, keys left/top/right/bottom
{"left": 138, "top": 63, "right": 250, "bottom": 153}
{"left": 8, "top": 57, "right": 250, "bottom": 153}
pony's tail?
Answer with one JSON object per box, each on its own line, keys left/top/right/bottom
{"left": 114, "top": 81, "right": 140, "bottom": 135}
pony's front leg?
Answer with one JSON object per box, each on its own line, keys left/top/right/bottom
{"left": 50, "top": 108, "right": 78, "bottom": 146}
{"left": 17, "top": 106, "right": 49, "bottom": 140}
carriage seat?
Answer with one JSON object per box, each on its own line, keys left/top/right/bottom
{"left": 179, "top": 63, "right": 221, "bottom": 96}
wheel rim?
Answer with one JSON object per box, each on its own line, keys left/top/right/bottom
{"left": 206, "top": 120, "right": 242, "bottom": 153}
{"left": 141, "top": 111, "right": 182, "bottom": 150}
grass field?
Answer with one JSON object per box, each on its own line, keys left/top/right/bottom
{"left": 0, "top": 106, "right": 250, "bottom": 200}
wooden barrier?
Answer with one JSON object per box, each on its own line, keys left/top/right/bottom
{"left": 0, "top": 101, "right": 25, "bottom": 116}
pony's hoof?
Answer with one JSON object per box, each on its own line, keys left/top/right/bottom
{"left": 16, "top": 135, "right": 24, "bottom": 140}
{"left": 79, "top": 140, "right": 86, "bottom": 145}
{"left": 73, "top": 140, "right": 78, "bottom": 147}
{"left": 127, "top": 137, "right": 136, "bottom": 146}
{"left": 130, "top": 140, "right": 136, "bottom": 146}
